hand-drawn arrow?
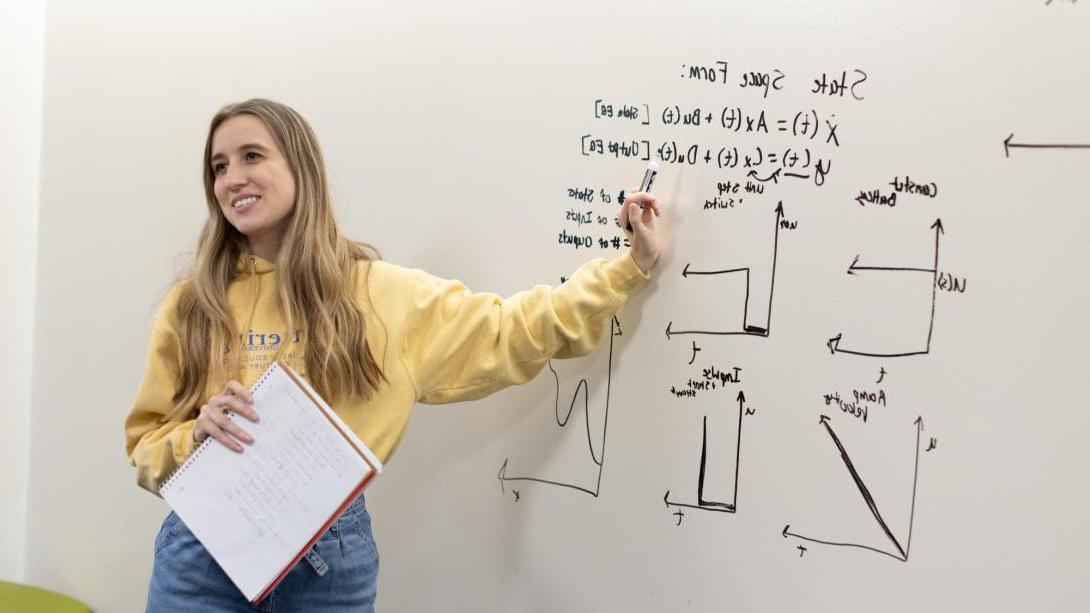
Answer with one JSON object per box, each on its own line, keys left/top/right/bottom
{"left": 906, "top": 415, "right": 923, "bottom": 559}
{"left": 847, "top": 254, "right": 936, "bottom": 275}
{"left": 682, "top": 263, "right": 749, "bottom": 277}
{"left": 747, "top": 168, "right": 782, "bottom": 183}
{"left": 1004, "top": 133, "right": 1090, "bottom": 158}
{"left": 498, "top": 458, "right": 509, "bottom": 495}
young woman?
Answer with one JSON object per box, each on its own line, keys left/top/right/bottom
{"left": 124, "top": 98, "right": 661, "bottom": 612}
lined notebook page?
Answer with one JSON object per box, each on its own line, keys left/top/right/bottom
{"left": 161, "top": 362, "right": 381, "bottom": 602}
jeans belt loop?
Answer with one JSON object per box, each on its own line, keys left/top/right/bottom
{"left": 304, "top": 546, "right": 328, "bottom": 577}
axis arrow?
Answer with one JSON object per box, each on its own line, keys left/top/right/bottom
{"left": 683, "top": 263, "right": 749, "bottom": 277}
{"left": 847, "top": 253, "right": 935, "bottom": 275}
{"left": 498, "top": 458, "right": 509, "bottom": 495}
{"left": 905, "top": 415, "right": 924, "bottom": 559}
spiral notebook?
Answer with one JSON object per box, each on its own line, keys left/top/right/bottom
{"left": 160, "top": 362, "right": 382, "bottom": 604}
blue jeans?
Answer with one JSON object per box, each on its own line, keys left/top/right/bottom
{"left": 146, "top": 493, "right": 378, "bottom": 612}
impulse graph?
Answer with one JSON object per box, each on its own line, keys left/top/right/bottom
{"left": 664, "top": 391, "right": 750, "bottom": 516}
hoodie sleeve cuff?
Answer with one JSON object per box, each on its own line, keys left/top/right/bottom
{"left": 176, "top": 420, "right": 199, "bottom": 461}
{"left": 604, "top": 251, "right": 651, "bottom": 294}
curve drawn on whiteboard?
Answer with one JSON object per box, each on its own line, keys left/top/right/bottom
{"left": 782, "top": 415, "right": 923, "bottom": 562}
{"left": 496, "top": 316, "right": 619, "bottom": 498}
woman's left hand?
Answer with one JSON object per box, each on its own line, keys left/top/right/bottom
{"left": 621, "top": 190, "right": 662, "bottom": 274}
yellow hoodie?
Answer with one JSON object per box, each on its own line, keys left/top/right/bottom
{"left": 124, "top": 252, "right": 649, "bottom": 496}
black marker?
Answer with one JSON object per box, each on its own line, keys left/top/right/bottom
{"left": 625, "top": 160, "right": 659, "bottom": 232}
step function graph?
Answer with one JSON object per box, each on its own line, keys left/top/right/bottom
{"left": 497, "top": 317, "right": 620, "bottom": 498}
{"left": 666, "top": 202, "right": 787, "bottom": 341}
{"left": 827, "top": 219, "right": 945, "bottom": 358}
{"left": 664, "top": 391, "right": 751, "bottom": 521}
{"left": 783, "top": 415, "right": 924, "bottom": 562}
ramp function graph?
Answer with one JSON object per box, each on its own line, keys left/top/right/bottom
{"left": 664, "top": 391, "right": 749, "bottom": 515}
{"left": 666, "top": 202, "right": 786, "bottom": 340}
{"left": 827, "top": 219, "right": 944, "bottom": 358}
{"left": 783, "top": 415, "right": 924, "bottom": 562}
{"left": 497, "top": 317, "right": 620, "bottom": 498}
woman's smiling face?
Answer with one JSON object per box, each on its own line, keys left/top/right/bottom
{"left": 209, "top": 114, "right": 297, "bottom": 257}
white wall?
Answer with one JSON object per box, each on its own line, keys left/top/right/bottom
{"left": 22, "top": 1, "right": 1090, "bottom": 612}
{"left": 0, "top": 0, "right": 46, "bottom": 584}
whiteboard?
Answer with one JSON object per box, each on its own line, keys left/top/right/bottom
{"left": 29, "top": 0, "right": 1090, "bottom": 611}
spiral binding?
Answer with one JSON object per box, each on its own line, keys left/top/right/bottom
{"left": 159, "top": 362, "right": 282, "bottom": 494}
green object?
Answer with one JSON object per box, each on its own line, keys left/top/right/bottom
{"left": 0, "top": 580, "right": 91, "bottom": 613}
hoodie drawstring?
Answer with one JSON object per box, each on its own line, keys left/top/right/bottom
{"left": 233, "top": 255, "right": 262, "bottom": 380}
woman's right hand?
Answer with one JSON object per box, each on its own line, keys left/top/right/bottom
{"left": 193, "top": 380, "right": 259, "bottom": 452}
{"left": 621, "top": 190, "right": 662, "bottom": 274}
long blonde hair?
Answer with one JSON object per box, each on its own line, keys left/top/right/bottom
{"left": 161, "top": 98, "right": 384, "bottom": 422}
